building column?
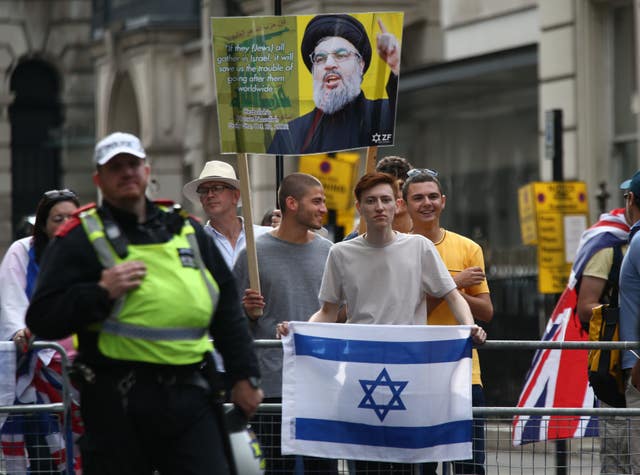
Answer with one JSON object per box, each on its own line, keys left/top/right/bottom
{"left": 538, "top": 0, "right": 577, "bottom": 182}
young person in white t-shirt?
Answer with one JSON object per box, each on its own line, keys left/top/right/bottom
{"left": 277, "top": 172, "right": 486, "bottom": 474}
{"left": 279, "top": 172, "right": 487, "bottom": 336}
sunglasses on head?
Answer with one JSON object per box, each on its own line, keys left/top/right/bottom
{"left": 406, "top": 168, "right": 439, "bottom": 178}
{"left": 43, "top": 189, "right": 77, "bottom": 200}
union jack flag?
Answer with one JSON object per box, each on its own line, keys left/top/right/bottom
{"left": 1, "top": 343, "right": 82, "bottom": 473}
{"left": 512, "top": 208, "right": 629, "bottom": 446}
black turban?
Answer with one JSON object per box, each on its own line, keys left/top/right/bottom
{"left": 301, "top": 14, "right": 372, "bottom": 74}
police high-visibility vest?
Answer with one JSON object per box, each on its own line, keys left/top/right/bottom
{"left": 79, "top": 207, "right": 219, "bottom": 365}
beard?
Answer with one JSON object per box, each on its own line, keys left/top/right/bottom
{"left": 313, "top": 70, "right": 362, "bottom": 115}
{"left": 296, "top": 211, "right": 322, "bottom": 230}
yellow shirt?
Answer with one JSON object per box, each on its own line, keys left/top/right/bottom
{"left": 582, "top": 245, "right": 628, "bottom": 281}
{"left": 428, "top": 229, "right": 490, "bottom": 386}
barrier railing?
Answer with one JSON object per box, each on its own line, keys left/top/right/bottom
{"left": 250, "top": 338, "right": 640, "bottom": 474}
{"left": 4, "top": 339, "right": 636, "bottom": 474}
{"left": 0, "top": 341, "right": 75, "bottom": 474}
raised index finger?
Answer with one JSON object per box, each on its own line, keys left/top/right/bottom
{"left": 377, "top": 18, "right": 388, "bottom": 34}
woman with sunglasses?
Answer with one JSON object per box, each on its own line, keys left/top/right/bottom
{"left": 0, "top": 189, "right": 81, "bottom": 473}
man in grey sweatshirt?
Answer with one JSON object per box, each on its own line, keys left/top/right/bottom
{"left": 234, "top": 172, "right": 335, "bottom": 474}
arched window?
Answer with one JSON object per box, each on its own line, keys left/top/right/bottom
{"left": 9, "top": 60, "right": 63, "bottom": 236}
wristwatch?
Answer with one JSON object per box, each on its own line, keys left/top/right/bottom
{"left": 247, "top": 376, "right": 261, "bottom": 389}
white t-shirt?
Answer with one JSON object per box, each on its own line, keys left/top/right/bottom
{"left": 0, "top": 237, "right": 31, "bottom": 340}
{"left": 319, "top": 232, "right": 456, "bottom": 325}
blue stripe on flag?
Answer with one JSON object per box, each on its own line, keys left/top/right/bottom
{"left": 295, "top": 417, "right": 472, "bottom": 449}
{"left": 293, "top": 333, "right": 471, "bottom": 364}
{"left": 584, "top": 415, "right": 599, "bottom": 437}
{"left": 520, "top": 383, "right": 548, "bottom": 443}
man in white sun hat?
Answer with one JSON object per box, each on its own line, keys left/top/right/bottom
{"left": 183, "top": 160, "right": 272, "bottom": 269}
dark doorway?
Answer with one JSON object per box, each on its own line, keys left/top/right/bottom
{"left": 9, "top": 60, "right": 63, "bottom": 237}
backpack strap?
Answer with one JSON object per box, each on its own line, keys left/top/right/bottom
{"left": 604, "top": 244, "right": 623, "bottom": 307}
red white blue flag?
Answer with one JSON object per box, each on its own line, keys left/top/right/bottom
{"left": 512, "top": 208, "right": 629, "bottom": 445}
{"left": 282, "top": 322, "right": 474, "bottom": 463}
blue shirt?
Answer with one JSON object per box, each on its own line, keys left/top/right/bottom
{"left": 620, "top": 221, "right": 640, "bottom": 369}
{"left": 204, "top": 217, "right": 271, "bottom": 269}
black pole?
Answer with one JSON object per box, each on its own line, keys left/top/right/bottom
{"left": 276, "top": 155, "right": 284, "bottom": 206}
{"left": 274, "top": 0, "right": 283, "bottom": 205}
{"left": 546, "top": 108, "right": 567, "bottom": 475}
{"left": 548, "top": 109, "right": 563, "bottom": 182}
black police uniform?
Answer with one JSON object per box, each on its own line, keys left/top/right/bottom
{"left": 26, "top": 199, "right": 260, "bottom": 475}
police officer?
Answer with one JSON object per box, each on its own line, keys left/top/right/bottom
{"left": 26, "top": 132, "right": 263, "bottom": 475}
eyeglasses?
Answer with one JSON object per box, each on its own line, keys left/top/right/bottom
{"left": 43, "top": 189, "right": 77, "bottom": 200}
{"left": 406, "top": 168, "right": 439, "bottom": 178}
{"left": 196, "top": 184, "right": 233, "bottom": 196}
{"left": 624, "top": 192, "right": 631, "bottom": 200}
{"left": 309, "top": 48, "right": 362, "bottom": 66}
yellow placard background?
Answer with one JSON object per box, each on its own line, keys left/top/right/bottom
{"left": 296, "top": 12, "right": 404, "bottom": 117}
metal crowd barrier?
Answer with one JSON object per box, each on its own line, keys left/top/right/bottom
{"left": 4, "top": 339, "right": 638, "bottom": 474}
{"left": 250, "top": 339, "right": 640, "bottom": 475}
{"left": 0, "top": 341, "right": 75, "bottom": 475}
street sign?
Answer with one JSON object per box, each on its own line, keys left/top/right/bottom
{"left": 518, "top": 181, "right": 588, "bottom": 294}
{"left": 518, "top": 184, "right": 537, "bottom": 245}
{"left": 299, "top": 153, "right": 360, "bottom": 210}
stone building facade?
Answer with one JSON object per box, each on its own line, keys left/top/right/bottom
{"left": 2, "top": 0, "right": 637, "bottom": 253}
{"left": 0, "top": 0, "right": 638, "bottom": 404}
{"left": 0, "top": 1, "right": 95, "bottom": 245}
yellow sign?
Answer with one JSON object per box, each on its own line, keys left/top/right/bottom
{"left": 518, "top": 184, "right": 537, "bottom": 245}
{"left": 531, "top": 182, "right": 589, "bottom": 214}
{"left": 336, "top": 208, "right": 357, "bottom": 236}
{"left": 538, "top": 266, "right": 573, "bottom": 294}
{"left": 299, "top": 153, "right": 360, "bottom": 210}
{"left": 518, "top": 181, "right": 589, "bottom": 294}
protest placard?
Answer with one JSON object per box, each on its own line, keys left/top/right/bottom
{"left": 211, "top": 12, "right": 403, "bottom": 155}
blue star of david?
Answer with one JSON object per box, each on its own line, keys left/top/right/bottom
{"left": 358, "top": 368, "right": 408, "bottom": 422}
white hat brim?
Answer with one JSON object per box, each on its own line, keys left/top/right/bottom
{"left": 97, "top": 146, "right": 146, "bottom": 166}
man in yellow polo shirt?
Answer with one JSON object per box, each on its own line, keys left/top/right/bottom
{"left": 403, "top": 168, "right": 493, "bottom": 475}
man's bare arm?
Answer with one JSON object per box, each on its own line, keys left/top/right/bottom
{"left": 459, "top": 292, "right": 493, "bottom": 323}
{"left": 443, "top": 289, "right": 487, "bottom": 344}
{"left": 309, "top": 301, "right": 340, "bottom": 323}
{"left": 577, "top": 275, "right": 606, "bottom": 325}
{"left": 451, "top": 266, "right": 493, "bottom": 322}
{"left": 444, "top": 289, "right": 474, "bottom": 325}
{"left": 276, "top": 301, "right": 340, "bottom": 338}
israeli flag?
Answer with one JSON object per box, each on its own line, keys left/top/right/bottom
{"left": 281, "top": 322, "right": 473, "bottom": 463}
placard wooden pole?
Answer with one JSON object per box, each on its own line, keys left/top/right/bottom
{"left": 274, "top": 0, "right": 284, "bottom": 205}
{"left": 358, "top": 146, "right": 378, "bottom": 235}
{"left": 237, "top": 153, "right": 262, "bottom": 318}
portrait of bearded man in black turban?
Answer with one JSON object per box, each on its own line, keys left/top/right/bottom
{"left": 267, "top": 14, "right": 400, "bottom": 155}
